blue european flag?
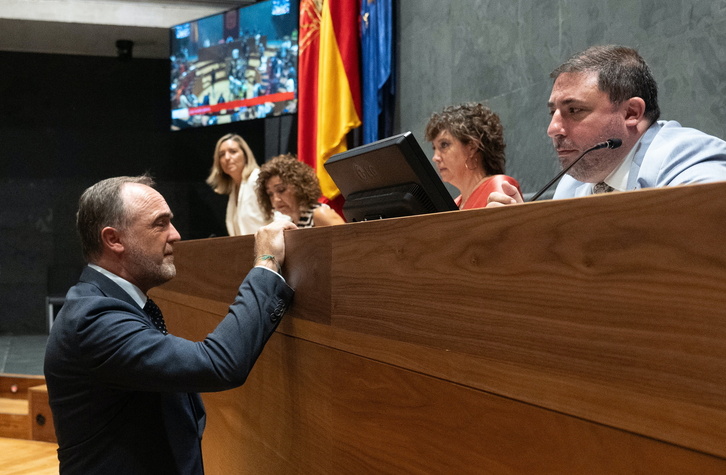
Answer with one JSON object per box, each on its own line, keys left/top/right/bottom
{"left": 361, "top": 0, "right": 394, "bottom": 145}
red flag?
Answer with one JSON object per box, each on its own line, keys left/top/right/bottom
{"left": 298, "top": 0, "right": 362, "bottom": 201}
{"left": 298, "top": 0, "right": 321, "bottom": 173}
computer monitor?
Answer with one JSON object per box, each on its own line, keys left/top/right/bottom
{"left": 324, "top": 132, "right": 458, "bottom": 222}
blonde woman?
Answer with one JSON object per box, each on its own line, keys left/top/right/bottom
{"left": 206, "top": 134, "right": 271, "bottom": 235}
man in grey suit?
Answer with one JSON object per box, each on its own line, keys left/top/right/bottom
{"left": 44, "top": 175, "right": 296, "bottom": 474}
{"left": 488, "top": 44, "right": 726, "bottom": 204}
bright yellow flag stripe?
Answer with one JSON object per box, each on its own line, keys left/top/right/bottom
{"left": 315, "top": 0, "right": 362, "bottom": 199}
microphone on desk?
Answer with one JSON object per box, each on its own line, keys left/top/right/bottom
{"left": 529, "top": 138, "right": 622, "bottom": 202}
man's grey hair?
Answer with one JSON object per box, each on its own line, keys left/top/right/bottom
{"left": 76, "top": 175, "right": 155, "bottom": 262}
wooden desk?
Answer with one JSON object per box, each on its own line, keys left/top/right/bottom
{"left": 152, "top": 182, "right": 726, "bottom": 474}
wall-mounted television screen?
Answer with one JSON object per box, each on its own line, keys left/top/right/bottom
{"left": 170, "top": 0, "right": 298, "bottom": 130}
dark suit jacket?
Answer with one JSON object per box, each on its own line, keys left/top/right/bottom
{"left": 44, "top": 266, "right": 293, "bottom": 474}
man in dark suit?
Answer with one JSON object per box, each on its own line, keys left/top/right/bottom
{"left": 44, "top": 175, "right": 296, "bottom": 474}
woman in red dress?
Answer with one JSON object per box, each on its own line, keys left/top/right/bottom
{"left": 425, "top": 103, "right": 521, "bottom": 209}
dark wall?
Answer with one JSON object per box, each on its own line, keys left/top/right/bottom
{"left": 0, "top": 51, "right": 295, "bottom": 334}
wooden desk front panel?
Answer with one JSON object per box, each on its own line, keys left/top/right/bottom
{"left": 154, "top": 296, "right": 726, "bottom": 474}
{"left": 154, "top": 182, "right": 726, "bottom": 473}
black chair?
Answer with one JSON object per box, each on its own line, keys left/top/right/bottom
{"left": 46, "top": 265, "right": 82, "bottom": 332}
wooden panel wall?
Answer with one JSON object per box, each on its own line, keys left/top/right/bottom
{"left": 152, "top": 182, "right": 726, "bottom": 474}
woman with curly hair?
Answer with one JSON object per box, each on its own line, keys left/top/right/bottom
{"left": 256, "top": 154, "right": 345, "bottom": 228}
{"left": 424, "top": 102, "right": 521, "bottom": 209}
{"left": 206, "top": 133, "right": 271, "bottom": 235}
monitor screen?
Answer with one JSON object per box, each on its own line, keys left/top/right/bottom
{"left": 324, "top": 132, "right": 459, "bottom": 222}
{"left": 170, "top": 0, "right": 298, "bottom": 130}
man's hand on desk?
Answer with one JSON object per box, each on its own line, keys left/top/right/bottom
{"left": 254, "top": 220, "right": 298, "bottom": 273}
{"left": 486, "top": 181, "right": 525, "bottom": 207}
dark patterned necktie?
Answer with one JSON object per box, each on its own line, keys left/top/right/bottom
{"left": 144, "top": 298, "right": 168, "bottom": 335}
{"left": 593, "top": 182, "right": 615, "bottom": 194}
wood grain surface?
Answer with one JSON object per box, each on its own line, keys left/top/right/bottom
{"left": 0, "top": 437, "right": 58, "bottom": 474}
{"left": 153, "top": 181, "right": 726, "bottom": 473}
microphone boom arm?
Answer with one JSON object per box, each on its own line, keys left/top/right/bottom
{"left": 528, "top": 138, "right": 622, "bottom": 202}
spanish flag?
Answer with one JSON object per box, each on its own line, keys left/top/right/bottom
{"left": 299, "top": 0, "right": 362, "bottom": 200}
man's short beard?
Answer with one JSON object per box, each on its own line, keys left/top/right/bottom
{"left": 563, "top": 149, "right": 620, "bottom": 183}
{"left": 126, "top": 242, "right": 176, "bottom": 290}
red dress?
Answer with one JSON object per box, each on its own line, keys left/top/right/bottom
{"left": 454, "top": 175, "right": 522, "bottom": 210}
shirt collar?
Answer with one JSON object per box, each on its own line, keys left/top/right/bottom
{"left": 596, "top": 135, "right": 643, "bottom": 192}
{"left": 88, "top": 263, "right": 147, "bottom": 309}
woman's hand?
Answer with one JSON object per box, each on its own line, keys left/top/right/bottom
{"left": 486, "top": 181, "right": 524, "bottom": 207}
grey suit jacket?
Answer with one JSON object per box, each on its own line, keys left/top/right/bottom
{"left": 553, "top": 120, "right": 726, "bottom": 199}
{"left": 45, "top": 266, "right": 293, "bottom": 474}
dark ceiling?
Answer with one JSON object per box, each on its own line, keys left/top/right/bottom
{"left": 0, "top": 0, "right": 253, "bottom": 59}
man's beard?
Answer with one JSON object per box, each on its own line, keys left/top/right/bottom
{"left": 555, "top": 115, "right": 624, "bottom": 183}
{"left": 560, "top": 148, "right": 617, "bottom": 182}
{"left": 126, "top": 241, "right": 176, "bottom": 290}
{"left": 554, "top": 132, "right": 622, "bottom": 183}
